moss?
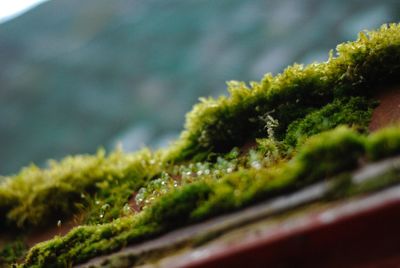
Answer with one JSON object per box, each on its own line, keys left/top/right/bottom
{"left": 0, "top": 238, "right": 28, "bottom": 266}
{"left": 0, "top": 188, "right": 18, "bottom": 229}
{"left": 190, "top": 167, "right": 287, "bottom": 220}
{"left": 191, "top": 127, "right": 366, "bottom": 220}
{"left": 18, "top": 126, "right": 400, "bottom": 267}
{"left": 3, "top": 24, "right": 400, "bottom": 267}
{"left": 147, "top": 182, "right": 212, "bottom": 228}
{"left": 0, "top": 148, "right": 164, "bottom": 228}
{"left": 366, "top": 126, "right": 400, "bottom": 160}
{"left": 22, "top": 183, "right": 212, "bottom": 267}
{"left": 291, "top": 126, "right": 365, "bottom": 184}
{"left": 284, "top": 97, "right": 375, "bottom": 147}
{"left": 5, "top": 24, "right": 400, "bottom": 231}
{"left": 166, "top": 24, "right": 400, "bottom": 161}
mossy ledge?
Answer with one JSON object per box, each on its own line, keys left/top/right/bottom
{"left": 1, "top": 24, "right": 400, "bottom": 267}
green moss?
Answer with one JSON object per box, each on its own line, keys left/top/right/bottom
{"left": 0, "top": 148, "right": 164, "bottom": 228}
{"left": 192, "top": 127, "right": 366, "bottom": 220}
{"left": 19, "top": 126, "right": 400, "bottom": 267}
{"left": 190, "top": 167, "right": 286, "bottom": 220}
{"left": 167, "top": 24, "right": 400, "bottom": 161}
{"left": 5, "top": 24, "right": 400, "bottom": 231}
{"left": 366, "top": 126, "right": 400, "bottom": 160}
{"left": 3, "top": 24, "right": 400, "bottom": 267}
{"left": 22, "top": 185, "right": 211, "bottom": 267}
{"left": 147, "top": 182, "right": 212, "bottom": 228}
{"left": 284, "top": 97, "right": 375, "bottom": 147}
{"left": 0, "top": 238, "right": 28, "bottom": 266}
{"left": 291, "top": 126, "right": 365, "bottom": 183}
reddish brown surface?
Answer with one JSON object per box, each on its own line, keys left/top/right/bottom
{"left": 240, "top": 140, "right": 257, "bottom": 156}
{"left": 128, "top": 192, "right": 142, "bottom": 213}
{"left": 26, "top": 218, "right": 79, "bottom": 247}
{"left": 181, "top": 191, "right": 400, "bottom": 268}
{"left": 369, "top": 87, "right": 400, "bottom": 131}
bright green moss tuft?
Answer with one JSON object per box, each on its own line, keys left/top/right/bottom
{"left": 284, "top": 97, "right": 375, "bottom": 147}
{"left": 167, "top": 23, "right": 400, "bottom": 161}
{"left": 291, "top": 126, "right": 365, "bottom": 183}
{"left": 147, "top": 182, "right": 212, "bottom": 228}
{"left": 366, "top": 126, "right": 400, "bottom": 160}
{"left": 0, "top": 148, "right": 164, "bottom": 228}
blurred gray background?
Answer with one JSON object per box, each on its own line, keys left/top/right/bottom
{"left": 1, "top": 0, "right": 399, "bottom": 175}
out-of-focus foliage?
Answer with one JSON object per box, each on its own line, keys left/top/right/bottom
{"left": 0, "top": 148, "right": 164, "bottom": 228}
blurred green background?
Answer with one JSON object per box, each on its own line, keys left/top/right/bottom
{"left": 0, "top": 0, "right": 399, "bottom": 175}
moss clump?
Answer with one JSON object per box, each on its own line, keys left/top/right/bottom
{"left": 23, "top": 184, "right": 212, "bottom": 267}
{"left": 166, "top": 24, "right": 400, "bottom": 161}
{"left": 2, "top": 24, "right": 400, "bottom": 267}
{"left": 5, "top": 24, "right": 400, "bottom": 231}
{"left": 0, "top": 238, "right": 28, "bottom": 265}
{"left": 366, "top": 126, "right": 400, "bottom": 160}
{"left": 21, "top": 126, "right": 400, "bottom": 267}
{"left": 284, "top": 97, "right": 375, "bottom": 147}
{"left": 291, "top": 126, "right": 365, "bottom": 183}
{"left": 0, "top": 148, "right": 164, "bottom": 228}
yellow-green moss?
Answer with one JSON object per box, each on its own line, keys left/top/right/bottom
{"left": 0, "top": 238, "right": 27, "bottom": 266}
{"left": 0, "top": 148, "right": 164, "bottom": 228}
{"left": 366, "top": 126, "right": 400, "bottom": 160}
{"left": 166, "top": 23, "right": 400, "bottom": 161}
{"left": 2, "top": 23, "right": 400, "bottom": 267}
{"left": 21, "top": 126, "right": 400, "bottom": 267}
{"left": 284, "top": 97, "right": 375, "bottom": 147}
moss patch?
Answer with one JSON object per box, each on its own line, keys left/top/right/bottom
{"left": 1, "top": 24, "right": 400, "bottom": 267}
{"left": 19, "top": 126, "right": 400, "bottom": 267}
{"left": 0, "top": 238, "right": 28, "bottom": 266}
{"left": 366, "top": 126, "right": 400, "bottom": 160}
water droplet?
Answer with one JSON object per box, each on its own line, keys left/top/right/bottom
{"left": 251, "top": 161, "right": 261, "bottom": 169}
{"left": 123, "top": 204, "right": 131, "bottom": 212}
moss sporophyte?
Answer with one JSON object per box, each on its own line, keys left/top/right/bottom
{"left": 1, "top": 23, "right": 400, "bottom": 267}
